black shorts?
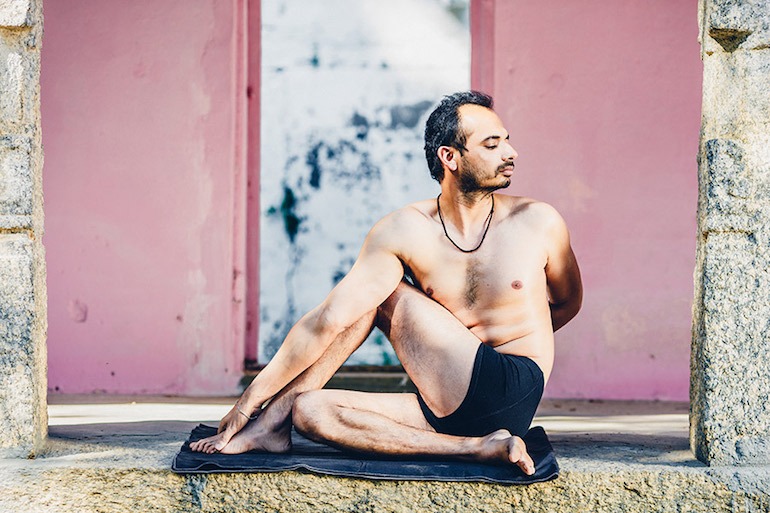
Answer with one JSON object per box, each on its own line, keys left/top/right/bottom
{"left": 416, "top": 343, "right": 544, "bottom": 438}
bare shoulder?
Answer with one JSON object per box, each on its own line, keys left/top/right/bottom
{"left": 497, "top": 194, "right": 567, "bottom": 233}
{"left": 364, "top": 199, "right": 435, "bottom": 250}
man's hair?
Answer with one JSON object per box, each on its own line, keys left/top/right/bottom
{"left": 423, "top": 91, "right": 494, "bottom": 182}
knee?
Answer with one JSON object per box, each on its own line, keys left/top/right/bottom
{"left": 376, "top": 281, "right": 420, "bottom": 327}
{"left": 378, "top": 281, "right": 417, "bottom": 315}
{"left": 292, "top": 390, "right": 329, "bottom": 438}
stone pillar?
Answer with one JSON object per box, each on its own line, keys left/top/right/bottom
{"left": 691, "top": 0, "right": 770, "bottom": 465}
{"left": 0, "top": 0, "right": 47, "bottom": 458}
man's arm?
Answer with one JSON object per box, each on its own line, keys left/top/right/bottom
{"left": 541, "top": 205, "right": 583, "bottom": 332}
{"left": 237, "top": 216, "right": 405, "bottom": 414}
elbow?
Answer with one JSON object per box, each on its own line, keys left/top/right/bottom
{"left": 550, "top": 290, "right": 582, "bottom": 331}
{"left": 311, "top": 303, "right": 347, "bottom": 338}
{"left": 573, "top": 288, "right": 583, "bottom": 316}
{"left": 551, "top": 292, "right": 582, "bottom": 316}
{"left": 553, "top": 301, "right": 580, "bottom": 324}
{"left": 566, "top": 289, "right": 583, "bottom": 321}
{"left": 284, "top": 305, "right": 345, "bottom": 369}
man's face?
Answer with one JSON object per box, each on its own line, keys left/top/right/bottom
{"left": 454, "top": 105, "right": 518, "bottom": 194}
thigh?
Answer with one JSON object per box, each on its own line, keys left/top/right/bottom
{"left": 303, "top": 389, "right": 434, "bottom": 431}
{"left": 376, "top": 282, "right": 482, "bottom": 418}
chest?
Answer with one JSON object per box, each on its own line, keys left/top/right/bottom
{"left": 406, "top": 228, "right": 547, "bottom": 309}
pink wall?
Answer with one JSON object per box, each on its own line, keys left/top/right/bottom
{"left": 42, "top": 0, "right": 254, "bottom": 395}
{"left": 473, "top": 0, "right": 702, "bottom": 400}
{"left": 42, "top": 0, "right": 700, "bottom": 399}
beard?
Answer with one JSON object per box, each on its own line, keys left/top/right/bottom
{"left": 457, "top": 159, "right": 512, "bottom": 194}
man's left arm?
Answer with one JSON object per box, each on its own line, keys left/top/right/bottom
{"left": 542, "top": 205, "right": 583, "bottom": 332}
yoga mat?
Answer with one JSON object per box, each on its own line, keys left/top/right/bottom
{"left": 172, "top": 424, "right": 559, "bottom": 485}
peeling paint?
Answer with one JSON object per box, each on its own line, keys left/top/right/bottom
{"left": 260, "top": 0, "right": 469, "bottom": 365}
{"left": 67, "top": 299, "right": 88, "bottom": 323}
{"left": 279, "top": 185, "right": 302, "bottom": 243}
{"left": 389, "top": 101, "right": 433, "bottom": 129}
{"left": 350, "top": 112, "right": 369, "bottom": 141}
{"left": 306, "top": 143, "right": 323, "bottom": 189}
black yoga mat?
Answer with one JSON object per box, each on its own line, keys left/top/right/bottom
{"left": 172, "top": 424, "right": 559, "bottom": 485}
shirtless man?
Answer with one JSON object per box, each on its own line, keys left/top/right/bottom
{"left": 190, "top": 91, "right": 582, "bottom": 475}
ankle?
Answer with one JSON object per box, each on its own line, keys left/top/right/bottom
{"left": 460, "top": 436, "right": 484, "bottom": 457}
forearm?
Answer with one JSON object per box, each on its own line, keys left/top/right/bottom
{"left": 238, "top": 308, "right": 338, "bottom": 413}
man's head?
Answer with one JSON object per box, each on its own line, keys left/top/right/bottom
{"left": 423, "top": 91, "right": 494, "bottom": 183}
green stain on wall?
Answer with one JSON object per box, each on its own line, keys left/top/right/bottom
{"left": 267, "top": 186, "right": 302, "bottom": 243}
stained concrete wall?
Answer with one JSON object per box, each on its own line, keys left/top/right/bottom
{"left": 691, "top": 0, "right": 770, "bottom": 466}
{"left": 0, "top": 0, "right": 47, "bottom": 457}
{"left": 259, "top": 0, "right": 470, "bottom": 364}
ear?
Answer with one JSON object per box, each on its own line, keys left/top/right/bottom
{"left": 437, "top": 146, "right": 459, "bottom": 172}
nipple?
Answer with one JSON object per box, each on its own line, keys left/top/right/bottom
{"left": 426, "top": 287, "right": 434, "bottom": 297}
{"left": 511, "top": 280, "right": 523, "bottom": 290}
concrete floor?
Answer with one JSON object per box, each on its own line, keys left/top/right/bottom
{"left": 47, "top": 395, "right": 690, "bottom": 438}
{"left": 2, "top": 396, "right": 766, "bottom": 512}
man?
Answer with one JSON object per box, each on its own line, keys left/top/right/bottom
{"left": 191, "top": 91, "right": 582, "bottom": 475}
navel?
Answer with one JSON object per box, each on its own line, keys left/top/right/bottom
{"left": 511, "top": 280, "right": 523, "bottom": 290}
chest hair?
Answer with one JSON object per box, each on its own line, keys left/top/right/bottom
{"left": 464, "top": 257, "right": 482, "bottom": 309}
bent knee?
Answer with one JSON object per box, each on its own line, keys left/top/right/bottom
{"left": 377, "top": 281, "right": 422, "bottom": 320}
{"left": 292, "top": 390, "right": 332, "bottom": 437}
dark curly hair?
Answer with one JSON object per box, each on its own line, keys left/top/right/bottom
{"left": 423, "top": 91, "right": 494, "bottom": 182}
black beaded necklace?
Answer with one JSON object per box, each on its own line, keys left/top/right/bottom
{"left": 436, "top": 194, "right": 495, "bottom": 253}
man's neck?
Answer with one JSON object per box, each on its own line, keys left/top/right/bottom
{"left": 437, "top": 189, "right": 495, "bottom": 235}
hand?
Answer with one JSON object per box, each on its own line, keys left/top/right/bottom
{"left": 189, "top": 402, "right": 254, "bottom": 454}
{"left": 218, "top": 403, "right": 252, "bottom": 435}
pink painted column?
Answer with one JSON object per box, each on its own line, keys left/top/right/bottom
{"left": 245, "top": 0, "right": 261, "bottom": 365}
{"left": 42, "top": 0, "right": 254, "bottom": 395}
{"left": 472, "top": 0, "right": 702, "bottom": 400}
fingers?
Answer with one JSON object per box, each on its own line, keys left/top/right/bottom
{"left": 218, "top": 407, "right": 237, "bottom": 433}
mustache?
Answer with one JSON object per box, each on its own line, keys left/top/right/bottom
{"left": 498, "top": 162, "right": 515, "bottom": 172}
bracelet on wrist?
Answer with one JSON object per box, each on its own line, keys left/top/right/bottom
{"left": 236, "top": 404, "right": 259, "bottom": 421}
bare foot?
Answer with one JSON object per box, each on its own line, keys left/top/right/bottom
{"left": 190, "top": 430, "right": 234, "bottom": 455}
{"left": 190, "top": 405, "right": 250, "bottom": 454}
{"left": 478, "top": 429, "right": 536, "bottom": 475}
{"left": 218, "top": 418, "right": 292, "bottom": 454}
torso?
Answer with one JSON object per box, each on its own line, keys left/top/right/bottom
{"left": 392, "top": 194, "right": 555, "bottom": 382}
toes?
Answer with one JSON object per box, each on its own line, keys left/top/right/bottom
{"left": 517, "top": 452, "right": 535, "bottom": 475}
{"left": 190, "top": 435, "right": 224, "bottom": 454}
{"left": 510, "top": 437, "right": 535, "bottom": 475}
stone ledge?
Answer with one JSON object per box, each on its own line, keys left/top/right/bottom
{"left": 0, "top": 232, "right": 45, "bottom": 457}
{"left": 0, "top": 135, "right": 33, "bottom": 218}
{"left": 0, "top": 399, "right": 767, "bottom": 512}
{"left": 0, "top": 0, "right": 30, "bottom": 27}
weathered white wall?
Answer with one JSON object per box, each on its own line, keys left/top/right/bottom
{"left": 259, "top": 0, "right": 469, "bottom": 364}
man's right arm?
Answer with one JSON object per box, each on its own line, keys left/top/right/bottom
{"left": 237, "top": 215, "right": 406, "bottom": 415}
{"left": 538, "top": 203, "right": 582, "bottom": 332}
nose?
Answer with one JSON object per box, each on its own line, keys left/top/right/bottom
{"left": 503, "top": 141, "right": 518, "bottom": 161}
